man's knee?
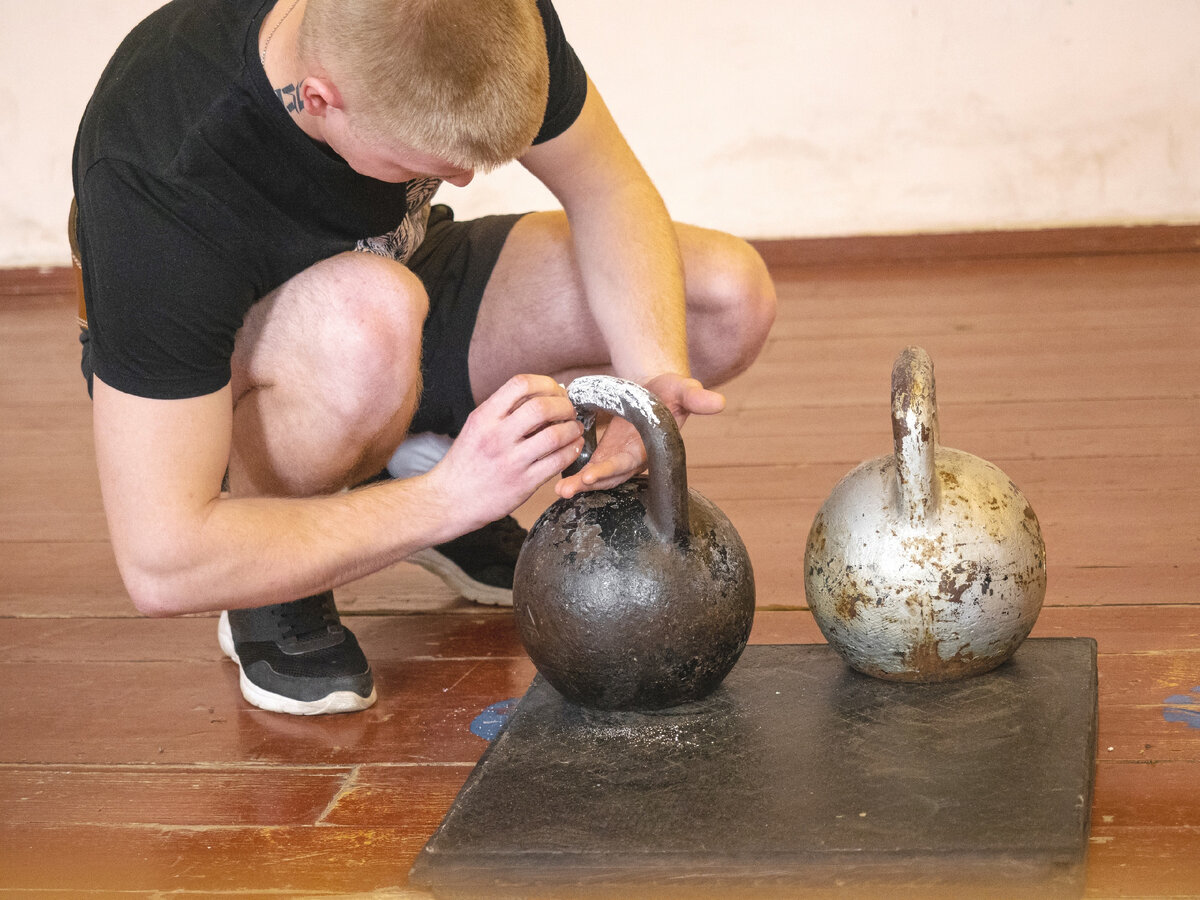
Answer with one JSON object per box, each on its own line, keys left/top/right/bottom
{"left": 240, "top": 251, "right": 428, "bottom": 435}
{"left": 312, "top": 253, "right": 428, "bottom": 429}
{"left": 685, "top": 232, "right": 777, "bottom": 381}
{"left": 713, "top": 236, "right": 777, "bottom": 337}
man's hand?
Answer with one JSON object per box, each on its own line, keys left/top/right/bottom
{"left": 555, "top": 372, "right": 724, "bottom": 499}
{"left": 432, "top": 374, "right": 586, "bottom": 526}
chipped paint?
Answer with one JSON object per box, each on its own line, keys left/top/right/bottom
{"left": 1163, "top": 687, "right": 1200, "bottom": 729}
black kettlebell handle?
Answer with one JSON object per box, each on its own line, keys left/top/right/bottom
{"left": 561, "top": 376, "right": 690, "bottom": 545}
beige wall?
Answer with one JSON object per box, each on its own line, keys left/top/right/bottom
{"left": 4, "top": 0, "right": 1199, "bottom": 267}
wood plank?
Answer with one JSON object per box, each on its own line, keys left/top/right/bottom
{"left": 686, "top": 407, "right": 1200, "bottom": 465}
{"left": 0, "top": 614, "right": 527, "bottom": 664}
{"left": 1031, "top": 605, "right": 1200, "bottom": 653}
{"left": 1095, "top": 652, "right": 1200, "bottom": 707}
{"left": 1084, "top": 827, "right": 1200, "bottom": 898}
{"left": 319, "top": 763, "right": 472, "bottom": 827}
{"left": 1, "top": 541, "right": 136, "bottom": 618}
{"left": 690, "top": 498, "right": 1197, "bottom": 594}
{"left": 0, "top": 823, "right": 429, "bottom": 895}
{"left": 744, "top": 339, "right": 1198, "bottom": 407}
{"left": 16, "top": 466, "right": 1193, "bottom": 605}
{"left": 0, "top": 656, "right": 536, "bottom": 766}
{"left": 1, "top": 787, "right": 1196, "bottom": 896}
{"left": 768, "top": 300, "right": 1200, "bottom": 342}
{"left": 692, "top": 396, "right": 1200, "bottom": 441}
{"left": 686, "top": 458, "right": 1200, "bottom": 502}
{"left": 0, "top": 764, "right": 353, "bottom": 826}
{"left": 1047, "top": 565, "right": 1200, "bottom": 608}
{"left": 1092, "top": 760, "right": 1200, "bottom": 828}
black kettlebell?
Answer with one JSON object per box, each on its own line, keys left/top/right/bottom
{"left": 513, "top": 376, "right": 755, "bottom": 711}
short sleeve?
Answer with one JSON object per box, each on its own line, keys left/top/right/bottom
{"left": 532, "top": 0, "right": 588, "bottom": 145}
{"left": 76, "top": 159, "right": 253, "bottom": 399}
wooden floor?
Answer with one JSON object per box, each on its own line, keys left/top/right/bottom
{"left": 2, "top": 248, "right": 1198, "bottom": 897}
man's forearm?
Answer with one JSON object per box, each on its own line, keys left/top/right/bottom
{"left": 125, "top": 473, "right": 461, "bottom": 615}
{"left": 520, "top": 78, "right": 691, "bottom": 386}
{"left": 565, "top": 174, "right": 690, "bottom": 384}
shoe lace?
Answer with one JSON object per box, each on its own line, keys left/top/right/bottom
{"left": 272, "top": 591, "right": 340, "bottom": 641}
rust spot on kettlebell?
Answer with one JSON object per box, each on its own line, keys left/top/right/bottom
{"left": 835, "top": 589, "right": 872, "bottom": 621}
{"left": 857, "top": 634, "right": 987, "bottom": 683}
{"left": 937, "top": 560, "right": 981, "bottom": 604}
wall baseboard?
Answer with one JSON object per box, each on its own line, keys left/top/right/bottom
{"left": 748, "top": 223, "right": 1200, "bottom": 268}
{"left": 5, "top": 223, "right": 1199, "bottom": 296}
{"left": 0, "top": 266, "right": 77, "bottom": 297}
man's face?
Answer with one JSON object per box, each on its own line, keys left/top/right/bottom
{"left": 322, "top": 107, "right": 476, "bottom": 186}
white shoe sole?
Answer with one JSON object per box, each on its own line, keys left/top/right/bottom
{"left": 217, "top": 611, "right": 377, "bottom": 716}
{"left": 406, "top": 547, "right": 514, "bottom": 607}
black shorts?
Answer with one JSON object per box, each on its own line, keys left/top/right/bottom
{"left": 80, "top": 204, "right": 524, "bottom": 437}
{"left": 407, "top": 205, "right": 523, "bottom": 436}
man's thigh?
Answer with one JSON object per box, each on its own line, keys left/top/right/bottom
{"left": 230, "top": 207, "right": 522, "bottom": 438}
{"left": 230, "top": 251, "right": 423, "bottom": 403}
{"left": 467, "top": 210, "right": 752, "bottom": 403}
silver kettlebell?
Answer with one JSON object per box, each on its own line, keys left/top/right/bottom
{"left": 804, "top": 346, "right": 1046, "bottom": 682}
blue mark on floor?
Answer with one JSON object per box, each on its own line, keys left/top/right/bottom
{"left": 1163, "top": 686, "right": 1200, "bottom": 729}
{"left": 470, "top": 697, "right": 521, "bottom": 741}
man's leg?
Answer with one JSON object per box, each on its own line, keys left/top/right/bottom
{"left": 228, "top": 251, "right": 427, "bottom": 497}
{"left": 219, "top": 251, "right": 429, "bottom": 715}
{"left": 468, "top": 211, "right": 777, "bottom": 405}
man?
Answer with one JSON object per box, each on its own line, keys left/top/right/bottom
{"left": 72, "top": 0, "right": 776, "bottom": 716}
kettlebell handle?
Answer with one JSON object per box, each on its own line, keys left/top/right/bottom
{"left": 562, "top": 376, "right": 690, "bottom": 545}
{"left": 891, "top": 346, "right": 941, "bottom": 525}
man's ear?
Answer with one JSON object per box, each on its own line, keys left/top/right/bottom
{"left": 299, "top": 75, "right": 342, "bottom": 117}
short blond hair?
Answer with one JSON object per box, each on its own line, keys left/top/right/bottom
{"left": 298, "top": 0, "right": 549, "bottom": 170}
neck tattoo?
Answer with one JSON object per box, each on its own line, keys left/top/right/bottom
{"left": 261, "top": 0, "right": 301, "bottom": 63}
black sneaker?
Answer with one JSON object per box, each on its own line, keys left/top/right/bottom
{"left": 217, "top": 592, "right": 376, "bottom": 715}
{"left": 406, "top": 516, "right": 527, "bottom": 607}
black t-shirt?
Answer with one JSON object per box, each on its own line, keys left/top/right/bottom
{"left": 73, "top": 0, "right": 587, "bottom": 400}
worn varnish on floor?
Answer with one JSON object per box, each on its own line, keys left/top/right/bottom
{"left": 1, "top": 249, "right": 1199, "bottom": 898}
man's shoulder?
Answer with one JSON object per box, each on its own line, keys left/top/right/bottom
{"left": 78, "top": 0, "right": 267, "bottom": 172}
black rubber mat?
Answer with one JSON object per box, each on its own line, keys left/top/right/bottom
{"left": 411, "top": 639, "right": 1098, "bottom": 899}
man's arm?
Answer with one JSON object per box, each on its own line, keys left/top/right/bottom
{"left": 519, "top": 77, "right": 724, "bottom": 497}
{"left": 92, "top": 373, "right": 582, "bottom": 616}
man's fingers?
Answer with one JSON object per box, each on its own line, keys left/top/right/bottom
{"left": 503, "top": 374, "right": 570, "bottom": 415}
{"left": 556, "top": 450, "right": 641, "bottom": 498}
{"left": 683, "top": 383, "right": 726, "bottom": 416}
{"left": 510, "top": 394, "right": 579, "bottom": 439}
{"left": 474, "top": 373, "right": 567, "bottom": 423}
{"left": 529, "top": 419, "right": 587, "bottom": 463}
{"left": 532, "top": 433, "right": 588, "bottom": 482}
